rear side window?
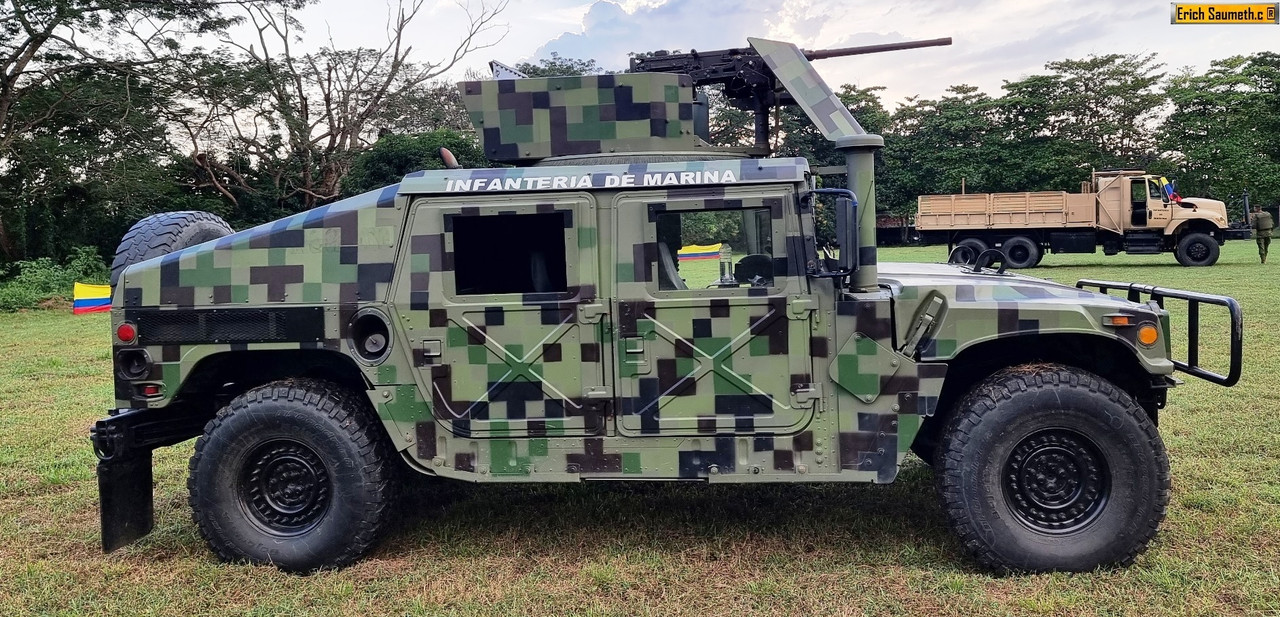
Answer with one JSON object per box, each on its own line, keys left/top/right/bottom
{"left": 452, "top": 213, "right": 568, "bottom": 295}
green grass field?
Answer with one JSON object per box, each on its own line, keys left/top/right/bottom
{"left": 2, "top": 243, "right": 1278, "bottom": 616}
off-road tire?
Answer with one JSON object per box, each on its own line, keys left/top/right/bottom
{"left": 1174, "top": 232, "right": 1219, "bottom": 267}
{"left": 188, "top": 379, "right": 397, "bottom": 572}
{"left": 937, "top": 364, "right": 1169, "bottom": 572}
{"left": 1001, "top": 236, "right": 1040, "bottom": 269}
{"left": 110, "top": 211, "right": 233, "bottom": 286}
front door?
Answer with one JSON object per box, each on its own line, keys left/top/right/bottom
{"left": 395, "top": 194, "right": 608, "bottom": 438}
{"left": 611, "top": 186, "right": 817, "bottom": 437}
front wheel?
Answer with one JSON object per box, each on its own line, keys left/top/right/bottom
{"left": 188, "top": 379, "right": 397, "bottom": 572}
{"left": 1175, "top": 232, "right": 1220, "bottom": 266}
{"left": 937, "top": 365, "right": 1169, "bottom": 572}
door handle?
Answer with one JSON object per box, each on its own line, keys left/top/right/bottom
{"left": 621, "top": 336, "right": 649, "bottom": 374}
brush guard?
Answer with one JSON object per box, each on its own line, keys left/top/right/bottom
{"left": 1076, "top": 279, "right": 1243, "bottom": 386}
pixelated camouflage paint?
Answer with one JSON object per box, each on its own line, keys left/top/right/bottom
{"left": 749, "top": 38, "right": 866, "bottom": 142}
{"left": 111, "top": 68, "right": 1175, "bottom": 486}
{"left": 459, "top": 72, "right": 702, "bottom": 164}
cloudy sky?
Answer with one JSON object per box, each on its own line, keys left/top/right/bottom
{"left": 279, "top": 0, "right": 1280, "bottom": 107}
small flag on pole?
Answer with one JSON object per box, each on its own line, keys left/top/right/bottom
{"left": 72, "top": 282, "right": 111, "bottom": 314}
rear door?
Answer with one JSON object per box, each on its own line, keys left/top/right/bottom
{"left": 611, "top": 186, "right": 817, "bottom": 437}
{"left": 395, "top": 194, "right": 609, "bottom": 439}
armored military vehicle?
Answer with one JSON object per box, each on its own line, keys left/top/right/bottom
{"left": 916, "top": 170, "right": 1232, "bottom": 268}
{"left": 93, "top": 37, "right": 1243, "bottom": 573}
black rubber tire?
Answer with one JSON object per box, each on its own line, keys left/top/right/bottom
{"left": 957, "top": 237, "right": 988, "bottom": 255}
{"left": 1001, "top": 236, "right": 1040, "bottom": 269}
{"left": 1174, "top": 232, "right": 1219, "bottom": 267}
{"left": 947, "top": 238, "right": 988, "bottom": 264}
{"left": 937, "top": 364, "right": 1169, "bottom": 573}
{"left": 188, "top": 379, "right": 397, "bottom": 572}
{"left": 110, "top": 211, "right": 233, "bottom": 286}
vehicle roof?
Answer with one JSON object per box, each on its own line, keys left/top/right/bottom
{"left": 396, "top": 157, "right": 810, "bottom": 196}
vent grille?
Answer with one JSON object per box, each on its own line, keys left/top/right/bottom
{"left": 133, "top": 307, "right": 325, "bottom": 345}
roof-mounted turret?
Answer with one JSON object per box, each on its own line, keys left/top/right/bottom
{"left": 458, "top": 37, "right": 951, "bottom": 165}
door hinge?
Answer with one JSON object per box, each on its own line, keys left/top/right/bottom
{"left": 578, "top": 302, "right": 607, "bottom": 324}
{"left": 790, "top": 383, "right": 821, "bottom": 409}
{"left": 788, "top": 295, "right": 816, "bottom": 320}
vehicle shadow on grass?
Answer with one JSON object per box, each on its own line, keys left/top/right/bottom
{"left": 378, "top": 458, "right": 965, "bottom": 569}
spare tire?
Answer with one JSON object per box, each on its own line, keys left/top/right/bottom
{"left": 110, "top": 211, "right": 234, "bottom": 286}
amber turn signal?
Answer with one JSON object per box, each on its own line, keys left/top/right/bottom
{"left": 1102, "top": 314, "right": 1133, "bottom": 327}
{"left": 1137, "top": 324, "right": 1160, "bottom": 346}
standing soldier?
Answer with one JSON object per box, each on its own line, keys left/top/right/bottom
{"left": 1252, "top": 205, "right": 1274, "bottom": 263}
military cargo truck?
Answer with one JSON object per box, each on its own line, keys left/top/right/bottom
{"left": 916, "top": 170, "right": 1231, "bottom": 268}
{"left": 93, "top": 38, "right": 1243, "bottom": 574}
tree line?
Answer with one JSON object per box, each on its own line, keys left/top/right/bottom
{"left": 2, "top": 0, "right": 1278, "bottom": 267}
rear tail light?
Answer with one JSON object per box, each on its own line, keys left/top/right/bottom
{"left": 116, "top": 322, "right": 137, "bottom": 343}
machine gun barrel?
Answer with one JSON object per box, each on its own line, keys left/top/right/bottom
{"left": 803, "top": 37, "right": 952, "bottom": 61}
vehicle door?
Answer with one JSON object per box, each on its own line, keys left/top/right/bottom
{"left": 611, "top": 186, "right": 817, "bottom": 437}
{"left": 394, "top": 194, "right": 609, "bottom": 439}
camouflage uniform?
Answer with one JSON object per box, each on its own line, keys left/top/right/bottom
{"left": 1252, "top": 209, "right": 1273, "bottom": 263}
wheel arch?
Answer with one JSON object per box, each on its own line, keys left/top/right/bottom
{"left": 913, "top": 332, "right": 1165, "bottom": 457}
{"left": 1165, "top": 218, "right": 1224, "bottom": 243}
{"left": 170, "top": 349, "right": 372, "bottom": 417}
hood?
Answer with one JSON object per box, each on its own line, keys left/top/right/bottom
{"left": 878, "top": 262, "right": 1136, "bottom": 307}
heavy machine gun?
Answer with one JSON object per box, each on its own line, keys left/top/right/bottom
{"left": 629, "top": 38, "right": 952, "bottom": 151}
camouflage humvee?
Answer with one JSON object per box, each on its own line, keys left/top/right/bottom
{"left": 93, "top": 38, "right": 1243, "bottom": 573}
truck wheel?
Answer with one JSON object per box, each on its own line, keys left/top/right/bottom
{"left": 1174, "top": 232, "right": 1219, "bottom": 267}
{"left": 110, "top": 211, "right": 233, "bottom": 286}
{"left": 1001, "top": 236, "right": 1040, "bottom": 269}
{"left": 188, "top": 379, "right": 397, "bottom": 572}
{"left": 950, "top": 238, "right": 987, "bottom": 264}
{"left": 936, "top": 365, "right": 1169, "bottom": 572}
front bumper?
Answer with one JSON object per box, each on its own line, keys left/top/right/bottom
{"left": 90, "top": 406, "right": 212, "bottom": 552}
{"left": 1076, "top": 279, "right": 1243, "bottom": 387}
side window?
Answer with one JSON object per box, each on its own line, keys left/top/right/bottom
{"left": 1148, "top": 180, "right": 1163, "bottom": 200}
{"left": 655, "top": 207, "right": 775, "bottom": 291}
{"left": 1131, "top": 180, "right": 1147, "bottom": 203}
{"left": 452, "top": 212, "right": 568, "bottom": 295}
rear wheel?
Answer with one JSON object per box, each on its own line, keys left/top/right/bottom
{"left": 188, "top": 379, "right": 397, "bottom": 572}
{"left": 937, "top": 364, "right": 1168, "bottom": 572}
{"left": 950, "top": 238, "right": 988, "bottom": 264}
{"left": 1175, "top": 232, "right": 1219, "bottom": 267}
{"left": 1001, "top": 236, "right": 1040, "bottom": 269}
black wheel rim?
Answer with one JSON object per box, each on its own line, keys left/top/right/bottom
{"left": 1002, "top": 428, "right": 1110, "bottom": 534}
{"left": 240, "top": 439, "right": 331, "bottom": 536}
{"left": 1188, "top": 241, "right": 1209, "bottom": 261}
{"left": 1009, "top": 245, "right": 1030, "bottom": 263}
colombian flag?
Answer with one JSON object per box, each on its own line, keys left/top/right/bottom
{"left": 677, "top": 243, "right": 722, "bottom": 261}
{"left": 72, "top": 282, "right": 111, "bottom": 314}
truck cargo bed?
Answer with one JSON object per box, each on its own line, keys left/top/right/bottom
{"left": 917, "top": 191, "right": 1095, "bottom": 230}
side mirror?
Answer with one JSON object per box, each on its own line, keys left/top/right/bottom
{"left": 804, "top": 188, "right": 859, "bottom": 280}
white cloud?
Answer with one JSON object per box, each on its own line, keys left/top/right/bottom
{"left": 247, "top": 0, "right": 1280, "bottom": 107}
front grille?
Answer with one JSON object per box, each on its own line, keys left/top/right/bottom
{"left": 132, "top": 307, "right": 326, "bottom": 345}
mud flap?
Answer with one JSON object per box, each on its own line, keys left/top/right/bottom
{"left": 97, "top": 451, "right": 154, "bottom": 552}
{"left": 91, "top": 406, "right": 212, "bottom": 552}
